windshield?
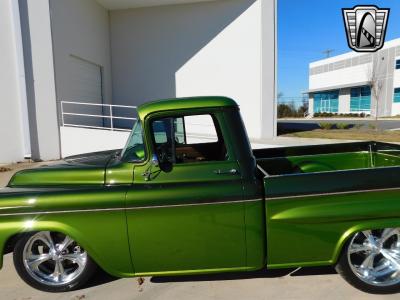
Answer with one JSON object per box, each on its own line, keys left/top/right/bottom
{"left": 121, "top": 121, "right": 146, "bottom": 161}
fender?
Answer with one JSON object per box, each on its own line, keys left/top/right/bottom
{"left": 0, "top": 187, "right": 134, "bottom": 277}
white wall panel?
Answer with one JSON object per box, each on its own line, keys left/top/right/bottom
{"left": 109, "top": 0, "right": 273, "bottom": 139}
{"left": 0, "top": 0, "right": 26, "bottom": 163}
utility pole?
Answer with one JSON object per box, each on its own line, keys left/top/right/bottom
{"left": 322, "top": 49, "right": 334, "bottom": 58}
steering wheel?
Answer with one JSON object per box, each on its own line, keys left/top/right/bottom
{"left": 156, "top": 144, "right": 171, "bottom": 163}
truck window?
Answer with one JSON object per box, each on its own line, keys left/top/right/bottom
{"left": 121, "top": 121, "right": 146, "bottom": 161}
{"left": 151, "top": 114, "right": 227, "bottom": 164}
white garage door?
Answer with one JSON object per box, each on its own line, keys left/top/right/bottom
{"left": 69, "top": 56, "right": 103, "bottom": 104}
{"left": 64, "top": 56, "right": 104, "bottom": 128}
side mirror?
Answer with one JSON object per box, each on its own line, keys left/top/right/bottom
{"left": 155, "top": 145, "right": 173, "bottom": 173}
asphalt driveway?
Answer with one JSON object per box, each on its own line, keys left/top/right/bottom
{"left": 0, "top": 163, "right": 398, "bottom": 300}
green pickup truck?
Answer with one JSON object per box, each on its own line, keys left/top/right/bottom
{"left": 1, "top": 97, "right": 400, "bottom": 294}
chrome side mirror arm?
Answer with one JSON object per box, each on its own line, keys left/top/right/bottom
{"left": 142, "top": 154, "right": 159, "bottom": 181}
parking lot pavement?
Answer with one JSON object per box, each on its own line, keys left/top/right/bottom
{"left": 0, "top": 163, "right": 399, "bottom": 299}
{"left": 0, "top": 255, "right": 398, "bottom": 300}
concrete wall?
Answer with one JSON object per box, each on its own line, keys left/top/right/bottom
{"left": 0, "top": 0, "right": 26, "bottom": 163}
{"left": 110, "top": 0, "right": 275, "bottom": 139}
{"left": 60, "top": 127, "right": 129, "bottom": 157}
{"left": 260, "top": 0, "right": 277, "bottom": 138}
{"left": 19, "top": 0, "right": 60, "bottom": 161}
{"left": 308, "top": 95, "right": 314, "bottom": 116}
{"left": 374, "top": 49, "right": 395, "bottom": 117}
{"left": 309, "top": 64, "right": 371, "bottom": 92}
{"left": 338, "top": 88, "right": 350, "bottom": 113}
{"left": 392, "top": 56, "right": 400, "bottom": 116}
{"left": 50, "top": 0, "right": 112, "bottom": 105}
{"left": 174, "top": 0, "right": 262, "bottom": 139}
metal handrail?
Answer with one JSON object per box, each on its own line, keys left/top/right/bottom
{"left": 61, "top": 101, "right": 137, "bottom": 131}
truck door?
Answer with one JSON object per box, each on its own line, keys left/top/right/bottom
{"left": 126, "top": 110, "right": 247, "bottom": 274}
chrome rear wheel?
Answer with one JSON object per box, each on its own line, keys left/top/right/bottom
{"left": 337, "top": 228, "right": 400, "bottom": 294}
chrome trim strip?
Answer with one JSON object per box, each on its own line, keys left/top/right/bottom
{"left": 267, "top": 186, "right": 400, "bottom": 201}
{"left": 0, "top": 198, "right": 263, "bottom": 217}
{"left": 267, "top": 164, "right": 400, "bottom": 179}
{"left": 126, "top": 198, "right": 263, "bottom": 210}
{"left": 0, "top": 207, "right": 125, "bottom": 217}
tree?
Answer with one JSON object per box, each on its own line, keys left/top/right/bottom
{"left": 298, "top": 99, "right": 309, "bottom": 117}
{"left": 366, "top": 55, "right": 384, "bottom": 129}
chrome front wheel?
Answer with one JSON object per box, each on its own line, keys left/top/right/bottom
{"left": 337, "top": 228, "right": 400, "bottom": 294}
{"left": 13, "top": 231, "right": 96, "bottom": 292}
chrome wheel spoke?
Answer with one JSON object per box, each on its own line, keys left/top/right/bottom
{"left": 349, "top": 243, "right": 371, "bottom": 254}
{"left": 361, "top": 253, "right": 376, "bottom": 270}
{"left": 381, "top": 250, "right": 400, "bottom": 268}
{"left": 362, "top": 230, "right": 373, "bottom": 239}
{"left": 380, "top": 228, "right": 399, "bottom": 244}
{"left": 27, "top": 254, "right": 51, "bottom": 271}
{"left": 59, "top": 236, "right": 74, "bottom": 252}
{"left": 51, "top": 260, "right": 65, "bottom": 282}
{"left": 63, "top": 252, "right": 86, "bottom": 268}
{"left": 37, "top": 231, "right": 55, "bottom": 250}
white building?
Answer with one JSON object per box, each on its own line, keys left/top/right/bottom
{"left": 0, "top": 0, "right": 277, "bottom": 164}
{"left": 308, "top": 38, "right": 400, "bottom": 117}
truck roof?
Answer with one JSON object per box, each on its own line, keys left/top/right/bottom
{"left": 137, "top": 96, "right": 238, "bottom": 120}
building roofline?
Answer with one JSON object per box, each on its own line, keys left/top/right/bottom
{"left": 307, "top": 81, "right": 370, "bottom": 93}
{"left": 309, "top": 38, "right": 400, "bottom": 68}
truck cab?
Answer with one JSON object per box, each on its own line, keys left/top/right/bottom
{"left": 120, "top": 96, "right": 265, "bottom": 274}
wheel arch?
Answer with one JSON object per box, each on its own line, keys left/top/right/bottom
{"left": 0, "top": 221, "right": 119, "bottom": 277}
{"left": 332, "top": 218, "right": 400, "bottom": 265}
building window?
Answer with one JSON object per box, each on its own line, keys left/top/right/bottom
{"left": 350, "top": 86, "right": 371, "bottom": 112}
{"left": 396, "top": 59, "right": 400, "bottom": 70}
{"left": 313, "top": 90, "right": 339, "bottom": 113}
{"left": 394, "top": 88, "right": 400, "bottom": 103}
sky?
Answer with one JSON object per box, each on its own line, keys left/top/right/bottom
{"left": 277, "top": 0, "right": 400, "bottom": 100}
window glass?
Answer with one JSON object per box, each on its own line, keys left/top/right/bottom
{"left": 151, "top": 114, "right": 227, "bottom": 164}
{"left": 350, "top": 86, "right": 371, "bottom": 112}
{"left": 121, "top": 121, "right": 146, "bottom": 161}
{"left": 396, "top": 59, "right": 400, "bottom": 70}
{"left": 184, "top": 115, "right": 218, "bottom": 144}
{"left": 394, "top": 88, "right": 400, "bottom": 103}
{"left": 313, "top": 90, "right": 339, "bottom": 113}
{"left": 152, "top": 120, "right": 168, "bottom": 144}
{"left": 174, "top": 118, "right": 185, "bottom": 144}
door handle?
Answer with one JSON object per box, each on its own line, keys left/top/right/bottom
{"left": 214, "top": 169, "right": 239, "bottom": 175}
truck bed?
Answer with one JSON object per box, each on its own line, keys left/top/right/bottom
{"left": 254, "top": 141, "right": 400, "bottom": 176}
{"left": 257, "top": 142, "right": 400, "bottom": 269}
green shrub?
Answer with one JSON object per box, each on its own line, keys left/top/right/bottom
{"left": 313, "top": 112, "right": 369, "bottom": 118}
{"left": 319, "top": 123, "right": 334, "bottom": 130}
{"left": 336, "top": 123, "right": 349, "bottom": 130}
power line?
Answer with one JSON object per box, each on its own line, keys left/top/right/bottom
{"left": 322, "top": 49, "right": 334, "bottom": 58}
